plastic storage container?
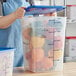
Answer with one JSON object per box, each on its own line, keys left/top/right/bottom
{"left": 0, "top": 48, "right": 14, "bottom": 76}
{"left": 66, "top": 5, "right": 76, "bottom": 19}
{"left": 22, "top": 16, "right": 66, "bottom": 72}
{"left": 65, "top": 37, "right": 76, "bottom": 57}
{"left": 65, "top": 37, "right": 76, "bottom": 62}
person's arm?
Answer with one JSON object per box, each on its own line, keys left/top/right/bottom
{"left": 0, "top": 7, "right": 25, "bottom": 29}
{"left": 0, "top": 13, "right": 17, "bottom": 29}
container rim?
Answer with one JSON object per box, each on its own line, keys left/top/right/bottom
{"left": 66, "top": 5, "right": 76, "bottom": 7}
{"left": 0, "top": 48, "right": 15, "bottom": 51}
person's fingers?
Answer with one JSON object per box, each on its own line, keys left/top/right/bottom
{"left": 21, "top": 7, "right": 26, "bottom": 9}
{"left": 14, "top": 7, "right": 26, "bottom": 19}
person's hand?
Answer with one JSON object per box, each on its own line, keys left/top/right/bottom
{"left": 13, "top": 7, "right": 25, "bottom": 19}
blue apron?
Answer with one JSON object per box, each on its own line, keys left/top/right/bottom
{"left": 0, "top": 0, "right": 30, "bottom": 67}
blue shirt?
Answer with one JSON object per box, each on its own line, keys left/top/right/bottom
{"left": 0, "top": 0, "right": 30, "bottom": 67}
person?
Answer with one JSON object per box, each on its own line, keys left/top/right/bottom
{"left": 0, "top": 0, "right": 30, "bottom": 67}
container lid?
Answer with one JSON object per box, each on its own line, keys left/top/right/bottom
{"left": 25, "top": 5, "right": 66, "bottom": 15}
{"left": 0, "top": 48, "right": 15, "bottom": 51}
{"left": 25, "top": 9, "right": 56, "bottom": 15}
{"left": 66, "top": 5, "right": 76, "bottom": 7}
{"left": 66, "top": 36, "right": 76, "bottom": 39}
